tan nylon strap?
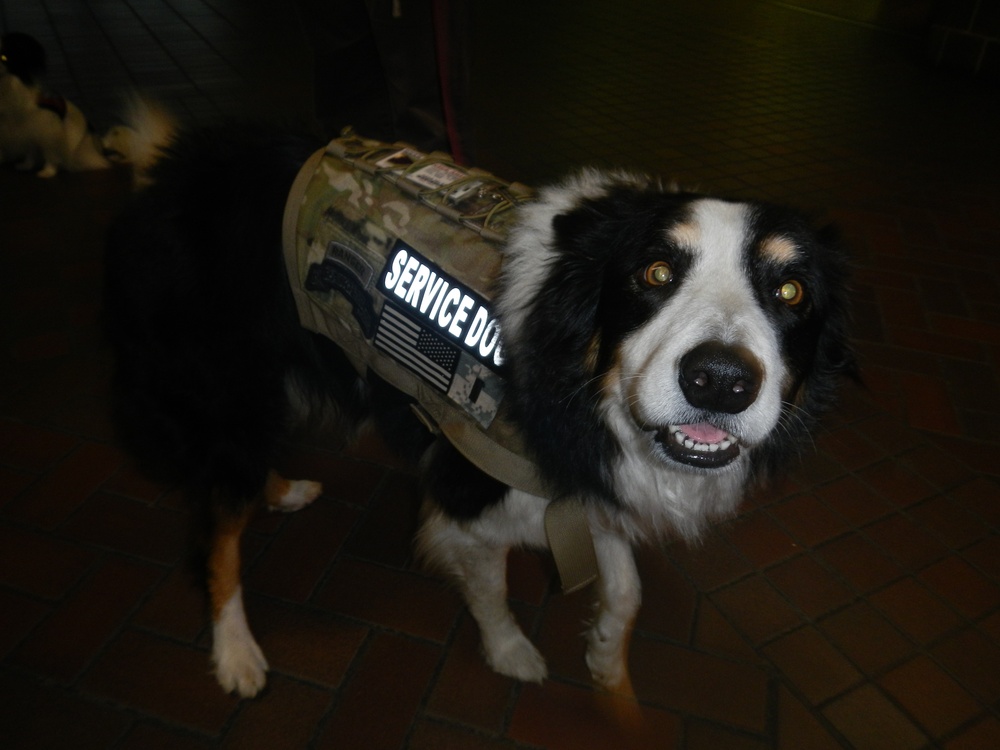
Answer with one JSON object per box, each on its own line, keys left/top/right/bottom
{"left": 412, "top": 399, "right": 549, "bottom": 499}
{"left": 544, "top": 500, "right": 599, "bottom": 593}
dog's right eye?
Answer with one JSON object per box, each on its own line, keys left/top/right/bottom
{"left": 776, "top": 279, "right": 805, "bottom": 306}
{"left": 643, "top": 261, "right": 673, "bottom": 287}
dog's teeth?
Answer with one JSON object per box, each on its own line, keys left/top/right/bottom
{"left": 666, "top": 424, "right": 738, "bottom": 454}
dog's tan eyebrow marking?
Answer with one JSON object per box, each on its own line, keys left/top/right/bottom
{"left": 758, "top": 235, "right": 800, "bottom": 264}
{"left": 667, "top": 221, "right": 700, "bottom": 248}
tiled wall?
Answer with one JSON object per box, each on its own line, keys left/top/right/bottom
{"left": 926, "top": 0, "right": 1000, "bottom": 77}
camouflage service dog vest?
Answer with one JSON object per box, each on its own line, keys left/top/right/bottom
{"left": 282, "top": 134, "right": 546, "bottom": 497}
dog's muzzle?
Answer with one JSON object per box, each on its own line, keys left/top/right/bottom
{"left": 655, "top": 341, "right": 764, "bottom": 469}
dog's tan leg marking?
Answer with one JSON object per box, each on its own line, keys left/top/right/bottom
{"left": 585, "top": 530, "right": 640, "bottom": 694}
{"left": 417, "top": 507, "right": 547, "bottom": 683}
{"left": 208, "top": 505, "right": 267, "bottom": 697}
{"left": 263, "top": 469, "right": 322, "bottom": 513}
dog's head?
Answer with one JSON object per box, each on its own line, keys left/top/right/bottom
{"left": 0, "top": 32, "right": 48, "bottom": 86}
{"left": 498, "top": 170, "right": 854, "bottom": 513}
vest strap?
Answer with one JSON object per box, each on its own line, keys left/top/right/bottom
{"left": 545, "top": 499, "right": 599, "bottom": 593}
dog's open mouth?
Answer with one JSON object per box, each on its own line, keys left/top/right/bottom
{"left": 655, "top": 423, "right": 741, "bottom": 469}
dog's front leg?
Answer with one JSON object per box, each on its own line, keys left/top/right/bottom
{"left": 585, "top": 530, "right": 641, "bottom": 693}
{"left": 418, "top": 507, "right": 548, "bottom": 683}
{"left": 462, "top": 543, "right": 549, "bottom": 683}
{"left": 208, "top": 505, "right": 268, "bottom": 698}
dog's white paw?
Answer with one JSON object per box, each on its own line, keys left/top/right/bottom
{"left": 212, "top": 593, "right": 268, "bottom": 698}
{"left": 585, "top": 635, "right": 629, "bottom": 691}
{"left": 270, "top": 479, "right": 322, "bottom": 513}
{"left": 484, "top": 632, "right": 548, "bottom": 683}
{"left": 212, "top": 627, "right": 268, "bottom": 697}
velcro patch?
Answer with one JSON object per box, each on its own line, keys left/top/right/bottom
{"left": 376, "top": 241, "right": 506, "bottom": 427}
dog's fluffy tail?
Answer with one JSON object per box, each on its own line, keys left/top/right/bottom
{"left": 101, "top": 95, "right": 178, "bottom": 187}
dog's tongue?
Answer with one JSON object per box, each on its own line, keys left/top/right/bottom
{"left": 679, "top": 422, "right": 729, "bottom": 444}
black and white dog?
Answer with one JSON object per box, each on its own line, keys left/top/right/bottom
{"left": 0, "top": 32, "right": 111, "bottom": 176}
{"left": 104, "top": 122, "right": 853, "bottom": 697}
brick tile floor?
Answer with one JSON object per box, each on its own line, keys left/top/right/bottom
{"left": 2, "top": 0, "right": 1000, "bottom": 747}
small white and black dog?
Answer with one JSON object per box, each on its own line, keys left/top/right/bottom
{"left": 0, "top": 32, "right": 110, "bottom": 177}
{"left": 104, "top": 119, "right": 853, "bottom": 698}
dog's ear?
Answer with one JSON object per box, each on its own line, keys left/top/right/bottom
{"left": 497, "top": 197, "right": 632, "bottom": 499}
{"left": 811, "top": 223, "right": 859, "bottom": 385}
{"left": 771, "top": 222, "right": 858, "bottom": 475}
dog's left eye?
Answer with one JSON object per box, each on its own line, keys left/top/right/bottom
{"left": 776, "top": 279, "right": 805, "bottom": 306}
{"left": 643, "top": 261, "right": 673, "bottom": 287}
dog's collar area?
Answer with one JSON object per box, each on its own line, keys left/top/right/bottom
{"left": 656, "top": 423, "right": 741, "bottom": 468}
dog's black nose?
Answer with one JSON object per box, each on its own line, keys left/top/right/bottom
{"left": 679, "top": 341, "right": 763, "bottom": 414}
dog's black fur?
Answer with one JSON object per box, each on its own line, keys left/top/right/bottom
{"left": 107, "top": 128, "right": 346, "bottom": 507}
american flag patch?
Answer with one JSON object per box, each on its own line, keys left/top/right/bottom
{"left": 374, "top": 303, "right": 459, "bottom": 392}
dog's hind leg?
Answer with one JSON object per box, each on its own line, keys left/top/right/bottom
{"left": 207, "top": 470, "right": 321, "bottom": 697}
{"left": 208, "top": 503, "right": 267, "bottom": 698}
{"left": 584, "top": 530, "right": 640, "bottom": 694}
{"left": 263, "top": 469, "right": 322, "bottom": 513}
{"left": 417, "top": 506, "right": 548, "bottom": 683}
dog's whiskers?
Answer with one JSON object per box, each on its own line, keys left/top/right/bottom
{"left": 777, "top": 401, "right": 815, "bottom": 453}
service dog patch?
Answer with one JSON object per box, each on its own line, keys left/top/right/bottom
{"left": 284, "top": 136, "right": 532, "bottom": 432}
{"left": 376, "top": 241, "right": 505, "bottom": 427}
